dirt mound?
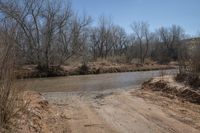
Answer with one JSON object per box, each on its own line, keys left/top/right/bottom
{"left": 142, "top": 76, "right": 200, "bottom": 104}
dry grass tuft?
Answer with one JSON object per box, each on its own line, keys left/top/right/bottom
{"left": 0, "top": 30, "right": 28, "bottom": 132}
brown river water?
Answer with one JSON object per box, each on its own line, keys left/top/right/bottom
{"left": 23, "top": 69, "right": 177, "bottom": 93}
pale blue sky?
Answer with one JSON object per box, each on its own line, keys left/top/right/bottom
{"left": 71, "top": 0, "right": 200, "bottom": 36}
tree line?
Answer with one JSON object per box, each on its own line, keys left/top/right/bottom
{"left": 0, "top": 0, "right": 195, "bottom": 71}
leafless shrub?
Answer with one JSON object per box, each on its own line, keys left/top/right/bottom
{"left": 176, "top": 38, "right": 200, "bottom": 88}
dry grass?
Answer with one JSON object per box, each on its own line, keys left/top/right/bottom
{"left": 0, "top": 32, "right": 28, "bottom": 132}
{"left": 0, "top": 85, "right": 28, "bottom": 131}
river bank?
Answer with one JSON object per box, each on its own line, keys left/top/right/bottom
{"left": 15, "top": 61, "right": 176, "bottom": 79}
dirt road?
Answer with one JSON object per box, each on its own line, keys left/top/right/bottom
{"left": 43, "top": 87, "right": 200, "bottom": 133}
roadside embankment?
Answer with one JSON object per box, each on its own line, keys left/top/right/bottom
{"left": 5, "top": 91, "right": 70, "bottom": 133}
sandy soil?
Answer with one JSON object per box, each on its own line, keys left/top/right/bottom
{"left": 41, "top": 88, "right": 200, "bottom": 133}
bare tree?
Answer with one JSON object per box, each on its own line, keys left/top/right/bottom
{"left": 111, "top": 25, "right": 128, "bottom": 56}
{"left": 89, "top": 16, "right": 128, "bottom": 60}
{"left": 157, "top": 25, "right": 185, "bottom": 61}
{"left": 0, "top": 0, "right": 91, "bottom": 70}
{"left": 0, "top": 0, "right": 44, "bottom": 64}
{"left": 90, "top": 16, "right": 114, "bottom": 59}
{"left": 131, "top": 22, "right": 153, "bottom": 64}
